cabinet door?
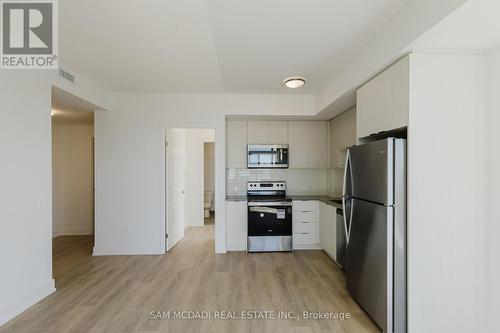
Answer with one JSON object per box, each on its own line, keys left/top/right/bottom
{"left": 307, "top": 121, "right": 327, "bottom": 168}
{"left": 267, "top": 121, "right": 288, "bottom": 144}
{"left": 327, "top": 118, "right": 339, "bottom": 168}
{"left": 356, "top": 71, "right": 390, "bottom": 138}
{"left": 247, "top": 120, "right": 268, "bottom": 144}
{"left": 227, "top": 120, "right": 248, "bottom": 168}
{"left": 226, "top": 201, "right": 247, "bottom": 251}
{"left": 319, "top": 203, "right": 329, "bottom": 250}
{"left": 388, "top": 56, "right": 409, "bottom": 131}
{"left": 319, "top": 203, "right": 338, "bottom": 259}
{"left": 288, "top": 121, "right": 309, "bottom": 168}
{"left": 356, "top": 56, "right": 409, "bottom": 139}
{"left": 328, "top": 206, "right": 337, "bottom": 260}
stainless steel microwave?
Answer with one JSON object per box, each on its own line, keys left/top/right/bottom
{"left": 247, "top": 144, "right": 289, "bottom": 168}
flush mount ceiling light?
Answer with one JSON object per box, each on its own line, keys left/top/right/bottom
{"left": 283, "top": 76, "right": 306, "bottom": 89}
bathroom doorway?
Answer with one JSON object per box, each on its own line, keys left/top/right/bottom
{"left": 204, "top": 142, "right": 215, "bottom": 225}
{"left": 165, "top": 128, "right": 215, "bottom": 252}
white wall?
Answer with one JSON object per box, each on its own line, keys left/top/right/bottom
{"left": 485, "top": 45, "right": 500, "bottom": 333}
{"left": 0, "top": 69, "right": 107, "bottom": 326}
{"left": 52, "top": 124, "right": 94, "bottom": 237}
{"left": 407, "top": 54, "right": 486, "bottom": 333}
{"left": 184, "top": 129, "right": 215, "bottom": 227}
{"left": 93, "top": 93, "right": 315, "bottom": 255}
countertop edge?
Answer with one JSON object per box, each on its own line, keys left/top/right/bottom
{"left": 226, "top": 195, "right": 343, "bottom": 209}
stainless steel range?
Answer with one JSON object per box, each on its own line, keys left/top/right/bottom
{"left": 247, "top": 181, "right": 292, "bottom": 252}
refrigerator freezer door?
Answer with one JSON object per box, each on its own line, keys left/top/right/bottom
{"left": 348, "top": 139, "right": 394, "bottom": 205}
{"left": 346, "top": 198, "right": 393, "bottom": 333}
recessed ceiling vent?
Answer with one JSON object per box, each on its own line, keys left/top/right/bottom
{"left": 58, "top": 68, "right": 75, "bottom": 83}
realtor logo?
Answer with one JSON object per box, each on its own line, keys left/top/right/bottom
{"left": 1, "top": 0, "right": 58, "bottom": 69}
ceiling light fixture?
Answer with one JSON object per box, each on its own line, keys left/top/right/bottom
{"left": 283, "top": 76, "right": 306, "bottom": 89}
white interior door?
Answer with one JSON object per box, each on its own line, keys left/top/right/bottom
{"left": 166, "top": 129, "right": 186, "bottom": 251}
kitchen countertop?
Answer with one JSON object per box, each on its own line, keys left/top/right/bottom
{"left": 226, "top": 194, "right": 343, "bottom": 209}
{"left": 288, "top": 195, "right": 343, "bottom": 209}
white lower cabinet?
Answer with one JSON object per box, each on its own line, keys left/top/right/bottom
{"left": 292, "top": 201, "right": 320, "bottom": 250}
{"left": 319, "top": 202, "right": 337, "bottom": 261}
{"left": 226, "top": 200, "right": 247, "bottom": 251}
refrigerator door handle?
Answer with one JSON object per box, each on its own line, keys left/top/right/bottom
{"left": 342, "top": 197, "right": 348, "bottom": 243}
{"left": 342, "top": 149, "right": 350, "bottom": 198}
{"left": 343, "top": 149, "right": 353, "bottom": 243}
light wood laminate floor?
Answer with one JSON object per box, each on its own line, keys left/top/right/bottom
{"left": 0, "top": 224, "right": 379, "bottom": 333}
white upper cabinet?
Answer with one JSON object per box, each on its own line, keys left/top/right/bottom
{"left": 247, "top": 120, "right": 288, "bottom": 144}
{"left": 328, "top": 107, "right": 356, "bottom": 168}
{"left": 356, "top": 55, "right": 409, "bottom": 138}
{"left": 247, "top": 120, "right": 268, "bottom": 144}
{"left": 388, "top": 56, "right": 410, "bottom": 130}
{"left": 267, "top": 121, "right": 288, "bottom": 144}
{"left": 288, "top": 121, "right": 309, "bottom": 168}
{"left": 289, "top": 121, "right": 327, "bottom": 168}
{"left": 227, "top": 119, "right": 326, "bottom": 169}
{"left": 227, "top": 120, "right": 248, "bottom": 168}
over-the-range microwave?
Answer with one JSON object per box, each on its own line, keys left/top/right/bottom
{"left": 247, "top": 144, "right": 289, "bottom": 169}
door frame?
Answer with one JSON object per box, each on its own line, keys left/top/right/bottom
{"left": 162, "top": 127, "right": 216, "bottom": 252}
{"left": 164, "top": 131, "right": 169, "bottom": 251}
{"left": 164, "top": 128, "right": 187, "bottom": 252}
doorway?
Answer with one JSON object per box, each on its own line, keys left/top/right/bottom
{"left": 165, "top": 128, "right": 216, "bottom": 252}
{"left": 51, "top": 87, "right": 97, "bottom": 287}
{"left": 203, "top": 142, "right": 215, "bottom": 225}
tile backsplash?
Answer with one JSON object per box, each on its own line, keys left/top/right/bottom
{"left": 327, "top": 167, "right": 345, "bottom": 197}
{"left": 226, "top": 168, "right": 329, "bottom": 195}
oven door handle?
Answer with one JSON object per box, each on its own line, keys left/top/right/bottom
{"left": 249, "top": 207, "right": 281, "bottom": 214}
{"left": 248, "top": 202, "right": 293, "bottom": 207}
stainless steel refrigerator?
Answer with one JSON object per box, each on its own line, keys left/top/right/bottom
{"left": 342, "top": 138, "right": 406, "bottom": 333}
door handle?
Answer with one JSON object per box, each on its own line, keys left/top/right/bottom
{"left": 342, "top": 149, "right": 350, "bottom": 199}
{"left": 342, "top": 197, "right": 349, "bottom": 243}
{"left": 342, "top": 149, "right": 351, "bottom": 244}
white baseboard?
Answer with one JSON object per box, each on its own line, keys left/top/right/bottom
{"left": 93, "top": 245, "right": 164, "bottom": 256}
{"left": 0, "top": 279, "right": 55, "bottom": 326}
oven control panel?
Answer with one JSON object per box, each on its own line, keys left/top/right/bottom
{"left": 247, "top": 181, "right": 286, "bottom": 191}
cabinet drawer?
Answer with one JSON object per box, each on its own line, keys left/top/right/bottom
{"left": 293, "top": 200, "right": 318, "bottom": 212}
{"left": 293, "top": 232, "right": 318, "bottom": 245}
{"left": 293, "top": 221, "right": 317, "bottom": 233}
{"left": 293, "top": 210, "right": 317, "bottom": 223}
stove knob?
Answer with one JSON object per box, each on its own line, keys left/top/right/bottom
{"left": 260, "top": 213, "right": 264, "bottom": 218}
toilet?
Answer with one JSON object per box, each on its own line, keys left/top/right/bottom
{"left": 204, "top": 191, "right": 214, "bottom": 218}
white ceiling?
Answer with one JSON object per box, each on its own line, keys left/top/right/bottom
{"left": 59, "top": 0, "right": 407, "bottom": 94}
